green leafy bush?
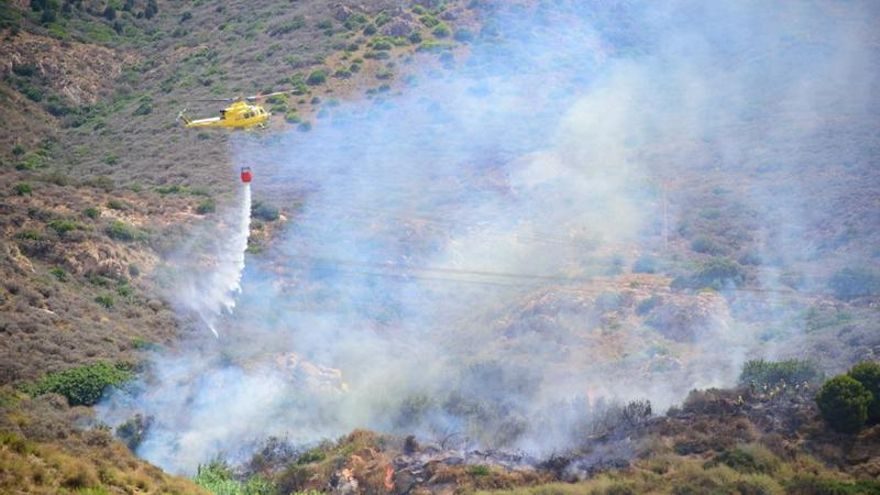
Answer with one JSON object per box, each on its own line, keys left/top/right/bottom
{"left": 47, "top": 219, "right": 80, "bottom": 235}
{"left": 194, "top": 460, "right": 275, "bottom": 494}
{"left": 432, "top": 22, "right": 451, "bottom": 38}
{"left": 105, "top": 220, "right": 144, "bottom": 241}
{"left": 13, "top": 182, "right": 32, "bottom": 195}
{"left": 196, "top": 198, "right": 216, "bottom": 215}
{"left": 95, "top": 293, "right": 115, "bottom": 308}
{"left": 306, "top": 70, "right": 327, "bottom": 86}
{"left": 816, "top": 375, "right": 872, "bottom": 433}
{"left": 106, "top": 199, "right": 128, "bottom": 210}
{"left": 848, "top": 361, "right": 880, "bottom": 424}
{"left": 251, "top": 201, "right": 280, "bottom": 221}
{"left": 83, "top": 207, "right": 101, "bottom": 219}
{"left": 50, "top": 266, "right": 68, "bottom": 281}
{"left": 785, "top": 475, "right": 880, "bottom": 495}
{"left": 296, "top": 449, "right": 326, "bottom": 465}
{"left": 672, "top": 257, "right": 747, "bottom": 290}
{"left": 739, "top": 359, "right": 823, "bottom": 388}
{"left": 24, "top": 362, "right": 133, "bottom": 406}
{"left": 705, "top": 446, "right": 778, "bottom": 474}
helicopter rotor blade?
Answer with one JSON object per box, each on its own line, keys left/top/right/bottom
{"left": 244, "top": 90, "right": 294, "bottom": 101}
{"left": 192, "top": 98, "right": 236, "bottom": 102}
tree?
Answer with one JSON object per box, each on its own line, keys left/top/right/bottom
{"left": 816, "top": 375, "right": 872, "bottom": 433}
{"left": 849, "top": 361, "right": 880, "bottom": 424}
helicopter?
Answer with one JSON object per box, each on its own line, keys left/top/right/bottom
{"left": 177, "top": 91, "right": 292, "bottom": 130}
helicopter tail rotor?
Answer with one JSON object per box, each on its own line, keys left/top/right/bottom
{"left": 176, "top": 108, "right": 191, "bottom": 125}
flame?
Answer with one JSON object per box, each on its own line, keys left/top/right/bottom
{"left": 384, "top": 465, "right": 395, "bottom": 491}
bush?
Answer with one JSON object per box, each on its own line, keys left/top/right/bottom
{"left": 95, "top": 293, "right": 115, "bottom": 308}
{"left": 785, "top": 475, "right": 880, "bottom": 495}
{"left": 13, "top": 182, "right": 32, "bottom": 195}
{"left": 47, "top": 219, "right": 80, "bottom": 235}
{"left": 296, "top": 449, "right": 326, "bottom": 465}
{"left": 739, "top": 359, "right": 823, "bottom": 388}
{"left": 673, "top": 257, "right": 747, "bottom": 290}
{"left": 24, "top": 362, "right": 133, "bottom": 406}
{"left": 306, "top": 70, "right": 327, "bottom": 86}
{"left": 106, "top": 220, "right": 144, "bottom": 241}
{"left": 195, "top": 198, "right": 216, "bottom": 215}
{"left": 848, "top": 361, "right": 880, "bottom": 424}
{"left": 705, "top": 446, "right": 778, "bottom": 474}
{"left": 828, "top": 267, "right": 880, "bottom": 300}
{"left": 50, "top": 266, "right": 68, "bottom": 281}
{"left": 83, "top": 207, "right": 101, "bottom": 219}
{"left": 268, "top": 16, "right": 305, "bottom": 36}
{"left": 106, "top": 199, "right": 127, "bottom": 210}
{"left": 252, "top": 201, "right": 280, "bottom": 221}
{"left": 816, "top": 375, "right": 872, "bottom": 433}
{"left": 432, "top": 22, "right": 451, "bottom": 38}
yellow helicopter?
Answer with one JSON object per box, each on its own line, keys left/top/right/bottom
{"left": 177, "top": 91, "right": 292, "bottom": 130}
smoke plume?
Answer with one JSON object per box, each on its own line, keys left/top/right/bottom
{"left": 100, "top": 0, "right": 880, "bottom": 474}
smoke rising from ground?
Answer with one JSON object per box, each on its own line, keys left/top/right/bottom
{"left": 100, "top": 1, "right": 880, "bottom": 473}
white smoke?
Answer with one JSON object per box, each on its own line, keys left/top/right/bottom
{"left": 99, "top": 0, "right": 880, "bottom": 474}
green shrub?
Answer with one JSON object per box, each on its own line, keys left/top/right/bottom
{"left": 103, "top": 153, "right": 119, "bottom": 166}
{"left": 24, "top": 362, "right": 133, "bottom": 406}
{"left": 106, "top": 199, "right": 127, "bottom": 210}
{"left": 268, "top": 16, "right": 305, "bottom": 36}
{"left": 816, "top": 375, "right": 872, "bottom": 433}
{"left": 194, "top": 460, "right": 275, "bottom": 494}
{"left": 195, "top": 198, "right": 216, "bottom": 214}
{"left": 419, "top": 14, "right": 439, "bottom": 28}
{"left": 47, "top": 219, "right": 80, "bottom": 235}
{"left": 785, "top": 475, "right": 880, "bottom": 495}
{"left": 13, "top": 182, "right": 32, "bottom": 195}
{"left": 828, "top": 267, "right": 880, "bottom": 300}
{"left": 673, "top": 257, "right": 747, "bottom": 289}
{"left": 739, "top": 359, "right": 823, "bottom": 388}
{"left": 432, "top": 22, "right": 451, "bottom": 38}
{"left": 306, "top": 70, "right": 327, "bottom": 86}
{"left": 49, "top": 266, "right": 68, "bottom": 281}
{"left": 15, "top": 229, "right": 43, "bottom": 241}
{"left": 252, "top": 201, "right": 280, "bottom": 221}
{"left": 296, "top": 448, "right": 326, "bottom": 465}
{"left": 408, "top": 31, "right": 423, "bottom": 44}
{"left": 105, "top": 220, "right": 144, "bottom": 241}
{"left": 363, "top": 23, "right": 377, "bottom": 35}
{"left": 83, "top": 207, "right": 101, "bottom": 219}
{"left": 705, "top": 446, "right": 778, "bottom": 474}
{"left": 468, "top": 465, "right": 491, "bottom": 476}
{"left": 95, "top": 293, "right": 115, "bottom": 308}
{"left": 848, "top": 361, "right": 880, "bottom": 424}
{"left": 285, "top": 111, "right": 302, "bottom": 123}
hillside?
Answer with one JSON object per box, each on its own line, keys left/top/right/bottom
{"left": 2, "top": 1, "right": 880, "bottom": 494}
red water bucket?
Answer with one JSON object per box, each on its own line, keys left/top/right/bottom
{"left": 240, "top": 167, "right": 253, "bottom": 183}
